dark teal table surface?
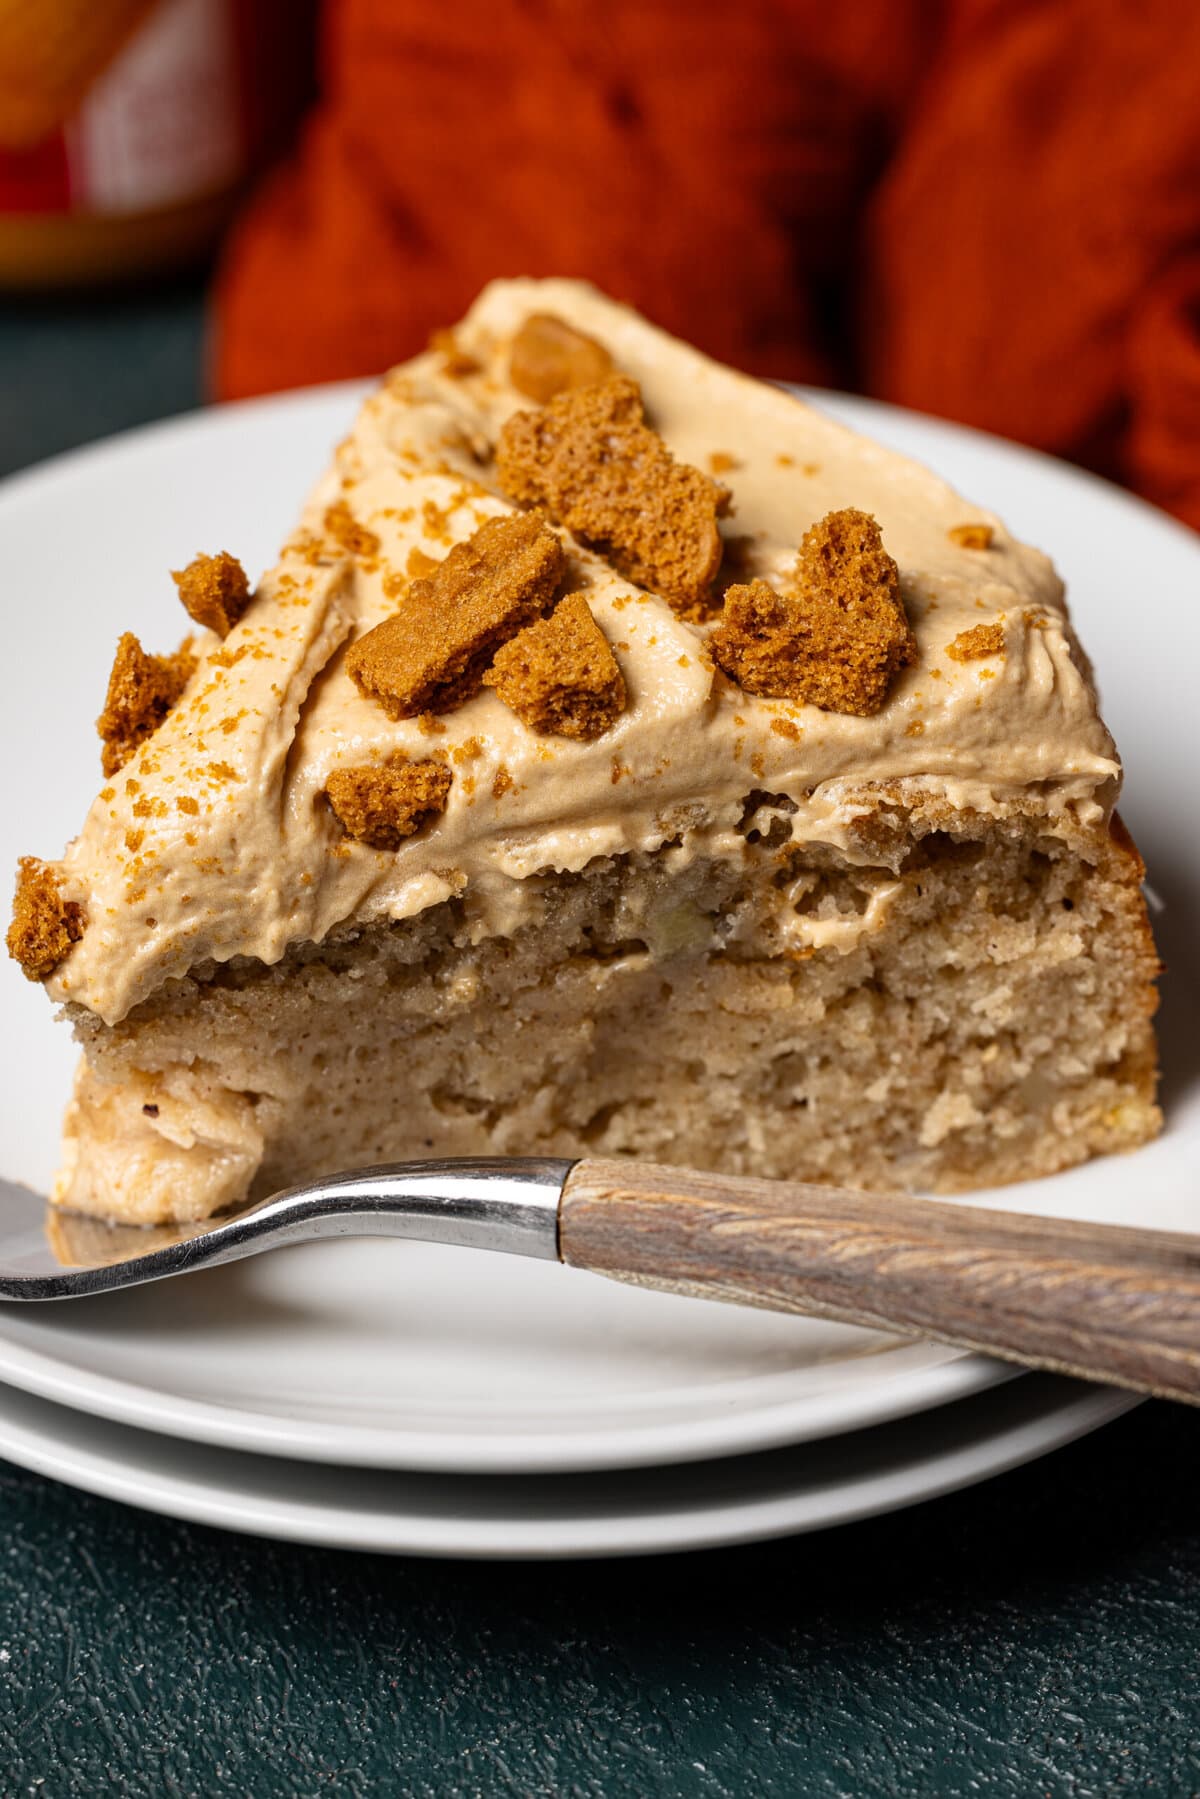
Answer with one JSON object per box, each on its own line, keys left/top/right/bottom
{"left": 1, "top": 289, "right": 1198, "bottom": 1799}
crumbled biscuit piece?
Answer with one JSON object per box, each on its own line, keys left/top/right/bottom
{"left": 946, "top": 623, "right": 1005, "bottom": 662}
{"left": 325, "top": 757, "right": 453, "bottom": 849}
{"left": 948, "top": 523, "right": 994, "bottom": 550}
{"left": 509, "top": 313, "right": 614, "bottom": 404}
{"left": 429, "top": 327, "right": 481, "bottom": 378}
{"left": 324, "top": 500, "right": 381, "bottom": 559}
{"left": 496, "top": 376, "right": 723, "bottom": 619}
{"left": 709, "top": 451, "right": 740, "bottom": 474}
{"left": 97, "top": 632, "right": 197, "bottom": 777}
{"left": 407, "top": 546, "right": 440, "bottom": 580}
{"left": 6, "top": 857, "right": 84, "bottom": 981}
{"left": 709, "top": 509, "right": 916, "bottom": 715}
{"left": 346, "top": 512, "right": 564, "bottom": 719}
{"left": 172, "top": 551, "right": 251, "bottom": 637}
{"left": 484, "top": 593, "right": 627, "bottom": 741}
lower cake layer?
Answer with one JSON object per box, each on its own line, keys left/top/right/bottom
{"left": 56, "top": 796, "right": 1161, "bottom": 1225}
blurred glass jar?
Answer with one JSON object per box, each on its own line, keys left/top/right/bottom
{"left": 0, "top": 0, "right": 313, "bottom": 289}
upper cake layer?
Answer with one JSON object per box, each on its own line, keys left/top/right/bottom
{"left": 30, "top": 279, "right": 1120, "bottom": 1025}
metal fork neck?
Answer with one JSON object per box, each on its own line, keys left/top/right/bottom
{"left": 258, "top": 1157, "right": 570, "bottom": 1260}
{"left": 0, "top": 1158, "right": 573, "bottom": 1301}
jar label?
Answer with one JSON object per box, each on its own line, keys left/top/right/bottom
{"left": 0, "top": 0, "right": 245, "bottom": 218}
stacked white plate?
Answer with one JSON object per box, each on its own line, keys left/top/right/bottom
{"left": 0, "top": 385, "right": 1194, "bottom": 1558}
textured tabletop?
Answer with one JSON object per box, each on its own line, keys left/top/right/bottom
{"left": 1, "top": 288, "right": 1197, "bottom": 1798}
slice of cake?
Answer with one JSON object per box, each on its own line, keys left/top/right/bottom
{"left": 7, "top": 280, "right": 1161, "bottom": 1225}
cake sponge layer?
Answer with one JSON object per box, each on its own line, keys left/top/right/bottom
{"left": 58, "top": 799, "right": 1159, "bottom": 1224}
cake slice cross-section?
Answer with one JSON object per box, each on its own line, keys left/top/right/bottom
{"left": 8, "top": 278, "right": 1160, "bottom": 1225}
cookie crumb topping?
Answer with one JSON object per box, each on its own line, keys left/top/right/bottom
{"left": 324, "top": 500, "right": 381, "bottom": 561}
{"left": 709, "top": 509, "right": 916, "bottom": 716}
{"left": 509, "top": 313, "right": 614, "bottom": 404}
{"left": 172, "top": 551, "right": 251, "bottom": 637}
{"left": 97, "top": 632, "right": 196, "bottom": 777}
{"left": 325, "top": 757, "right": 453, "bottom": 849}
{"left": 346, "top": 511, "right": 565, "bottom": 720}
{"left": 948, "top": 523, "right": 994, "bottom": 550}
{"left": 6, "top": 857, "right": 85, "bottom": 981}
{"left": 946, "top": 623, "right": 1005, "bottom": 662}
{"left": 496, "top": 376, "right": 724, "bottom": 620}
{"left": 485, "top": 592, "right": 627, "bottom": 740}
{"left": 429, "top": 327, "right": 482, "bottom": 378}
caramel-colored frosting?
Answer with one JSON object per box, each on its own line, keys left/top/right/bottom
{"left": 48, "top": 278, "right": 1121, "bottom": 1026}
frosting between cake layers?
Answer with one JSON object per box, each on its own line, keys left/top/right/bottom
{"left": 46, "top": 278, "right": 1121, "bottom": 1027}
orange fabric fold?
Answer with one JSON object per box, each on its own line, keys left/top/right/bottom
{"left": 1127, "top": 256, "right": 1200, "bottom": 533}
{"left": 212, "top": 0, "right": 937, "bottom": 398}
{"left": 213, "top": 0, "right": 1200, "bottom": 533}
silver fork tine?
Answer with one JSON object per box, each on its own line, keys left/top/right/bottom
{"left": 0, "top": 1160, "right": 570, "bottom": 1301}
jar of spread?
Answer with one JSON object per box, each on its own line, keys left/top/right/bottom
{"left": 0, "top": 0, "right": 311, "bottom": 289}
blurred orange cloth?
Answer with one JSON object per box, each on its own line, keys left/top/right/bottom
{"left": 213, "top": 0, "right": 1200, "bottom": 531}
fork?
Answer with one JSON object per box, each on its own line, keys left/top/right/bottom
{"left": 3, "top": 1156, "right": 1199, "bottom": 1405}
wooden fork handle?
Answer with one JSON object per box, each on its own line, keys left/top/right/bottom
{"left": 560, "top": 1158, "right": 1200, "bottom": 1404}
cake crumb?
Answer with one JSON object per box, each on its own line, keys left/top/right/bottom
{"left": 325, "top": 756, "right": 453, "bottom": 849}
{"left": 948, "top": 523, "right": 994, "bottom": 550}
{"left": 417, "top": 712, "right": 447, "bottom": 736}
{"left": 97, "top": 632, "right": 197, "bottom": 777}
{"left": 709, "top": 451, "right": 740, "bottom": 474}
{"left": 346, "top": 512, "right": 565, "bottom": 719}
{"left": 496, "top": 376, "right": 724, "bottom": 619}
{"left": 905, "top": 719, "right": 926, "bottom": 736}
{"left": 709, "top": 509, "right": 916, "bottom": 715}
{"left": 946, "top": 623, "right": 1005, "bottom": 662}
{"left": 484, "top": 592, "right": 626, "bottom": 741}
{"left": 172, "top": 552, "right": 251, "bottom": 637}
{"left": 492, "top": 765, "right": 514, "bottom": 800}
{"left": 6, "top": 857, "right": 84, "bottom": 980}
{"left": 770, "top": 716, "right": 802, "bottom": 742}
{"left": 324, "top": 500, "right": 381, "bottom": 560}
{"left": 509, "top": 313, "right": 613, "bottom": 404}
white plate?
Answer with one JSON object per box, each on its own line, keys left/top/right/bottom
{"left": 0, "top": 1237, "right": 1013, "bottom": 1471}
{"left": 0, "top": 386, "right": 1195, "bottom": 1479}
{"left": 0, "top": 1369, "right": 1139, "bottom": 1559}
